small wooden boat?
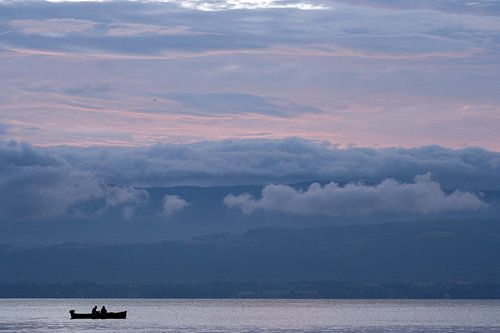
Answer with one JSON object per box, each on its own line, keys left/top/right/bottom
{"left": 69, "top": 310, "right": 127, "bottom": 319}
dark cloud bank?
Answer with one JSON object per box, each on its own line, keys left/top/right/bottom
{"left": 51, "top": 138, "right": 500, "bottom": 190}
{"left": 1, "top": 138, "right": 499, "bottom": 222}
{"left": 0, "top": 140, "right": 149, "bottom": 221}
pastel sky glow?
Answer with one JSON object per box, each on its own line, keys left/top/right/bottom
{"left": 1, "top": 0, "right": 500, "bottom": 149}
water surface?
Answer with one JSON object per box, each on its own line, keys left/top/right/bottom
{"left": 1, "top": 299, "right": 499, "bottom": 332}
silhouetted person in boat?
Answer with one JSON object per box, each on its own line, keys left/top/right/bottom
{"left": 101, "top": 306, "right": 107, "bottom": 315}
{"left": 92, "top": 306, "right": 99, "bottom": 316}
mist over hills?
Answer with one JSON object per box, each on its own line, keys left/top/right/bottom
{"left": 1, "top": 183, "right": 498, "bottom": 245}
{"left": 2, "top": 219, "right": 499, "bottom": 286}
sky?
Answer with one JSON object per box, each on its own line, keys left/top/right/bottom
{"left": 0, "top": 0, "right": 499, "bottom": 236}
{"left": 0, "top": 0, "right": 499, "bottom": 149}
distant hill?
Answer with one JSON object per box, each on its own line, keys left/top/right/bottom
{"left": 1, "top": 219, "right": 500, "bottom": 285}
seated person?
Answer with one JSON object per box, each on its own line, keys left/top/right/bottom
{"left": 92, "top": 306, "right": 99, "bottom": 316}
{"left": 101, "top": 306, "right": 107, "bottom": 315}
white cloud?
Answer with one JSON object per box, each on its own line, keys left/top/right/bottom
{"left": 224, "top": 173, "right": 484, "bottom": 216}
{"left": 162, "top": 195, "right": 189, "bottom": 218}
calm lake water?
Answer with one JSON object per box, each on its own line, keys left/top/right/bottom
{"left": 0, "top": 299, "right": 499, "bottom": 332}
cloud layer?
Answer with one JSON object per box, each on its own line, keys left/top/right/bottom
{"left": 224, "top": 173, "right": 484, "bottom": 217}
{"left": 51, "top": 138, "right": 500, "bottom": 190}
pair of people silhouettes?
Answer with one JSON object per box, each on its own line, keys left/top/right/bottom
{"left": 92, "top": 306, "right": 107, "bottom": 316}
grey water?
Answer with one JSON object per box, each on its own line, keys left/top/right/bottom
{"left": 1, "top": 299, "right": 499, "bottom": 333}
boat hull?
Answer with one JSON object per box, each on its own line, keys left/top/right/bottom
{"left": 69, "top": 310, "right": 127, "bottom": 319}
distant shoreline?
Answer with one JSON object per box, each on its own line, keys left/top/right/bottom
{"left": 2, "top": 281, "right": 500, "bottom": 299}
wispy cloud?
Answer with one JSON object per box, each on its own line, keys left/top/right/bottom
{"left": 334, "top": 0, "right": 500, "bottom": 16}
{"left": 167, "top": 92, "right": 321, "bottom": 117}
{"left": 0, "top": 123, "right": 9, "bottom": 137}
{"left": 105, "top": 23, "right": 198, "bottom": 37}
{"left": 8, "top": 18, "right": 98, "bottom": 37}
